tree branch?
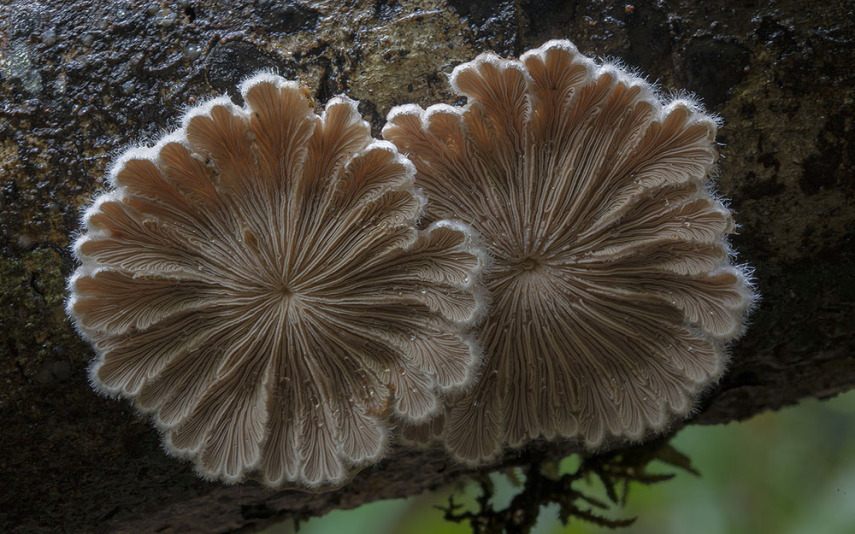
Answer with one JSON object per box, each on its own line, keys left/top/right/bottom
{"left": 1, "top": 1, "right": 852, "bottom": 532}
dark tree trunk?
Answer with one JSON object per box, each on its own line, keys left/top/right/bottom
{"left": 1, "top": 1, "right": 852, "bottom": 532}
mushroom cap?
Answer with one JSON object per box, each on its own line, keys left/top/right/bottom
{"left": 383, "top": 40, "right": 756, "bottom": 464}
{"left": 67, "top": 73, "right": 487, "bottom": 487}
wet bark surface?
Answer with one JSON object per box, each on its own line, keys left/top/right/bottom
{"left": 1, "top": 1, "right": 852, "bottom": 532}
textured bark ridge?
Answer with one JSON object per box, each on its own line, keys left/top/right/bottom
{"left": 1, "top": 1, "right": 852, "bottom": 533}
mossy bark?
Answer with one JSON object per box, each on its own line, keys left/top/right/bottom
{"left": 1, "top": 1, "right": 852, "bottom": 532}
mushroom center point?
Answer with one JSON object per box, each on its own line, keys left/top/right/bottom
{"left": 278, "top": 287, "right": 294, "bottom": 298}
{"left": 274, "top": 285, "right": 299, "bottom": 306}
{"left": 517, "top": 256, "right": 542, "bottom": 273}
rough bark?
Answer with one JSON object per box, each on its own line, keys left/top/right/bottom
{"left": 0, "top": 1, "right": 852, "bottom": 533}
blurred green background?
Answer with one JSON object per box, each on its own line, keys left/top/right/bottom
{"left": 265, "top": 390, "right": 855, "bottom": 534}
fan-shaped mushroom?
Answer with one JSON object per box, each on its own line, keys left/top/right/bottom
{"left": 67, "top": 73, "right": 486, "bottom": 487}
{"left": 384, "top": 40, "right": 755, "bottom": 464}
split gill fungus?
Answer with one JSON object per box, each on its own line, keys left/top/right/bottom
{"left": 383, "top": 40, "right": 756, "bottom": 465}
{"left": 66, "top": 73, "right": 487, "bottom": 488}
